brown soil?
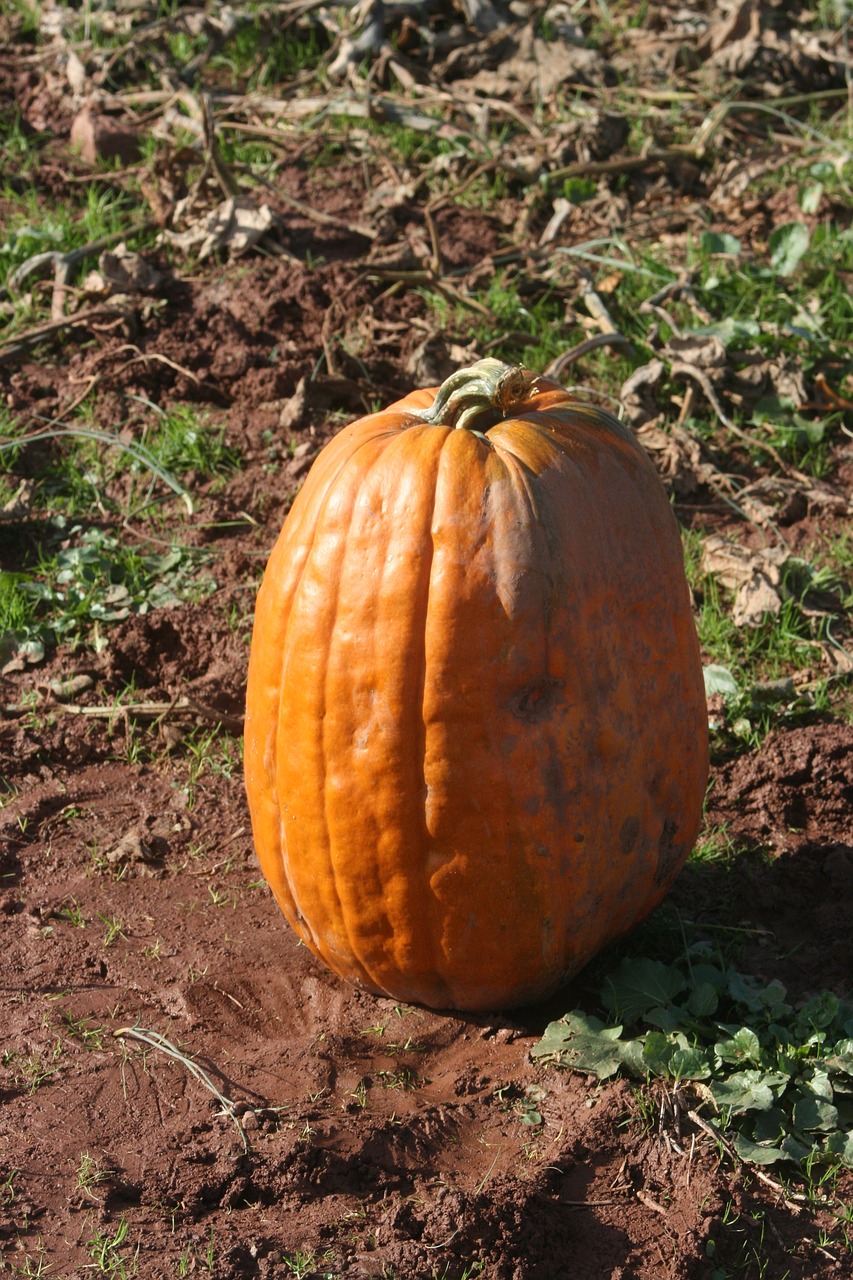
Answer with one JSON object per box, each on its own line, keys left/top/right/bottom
{"left": 2, "top": 246, "right": 852, "bottom": 1278}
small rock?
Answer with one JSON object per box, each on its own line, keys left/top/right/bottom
{"left": 70, "top": 108, "right": 141, "bottom": 167}
{"left": 49, "top": 673, "right": 95, "bottom": 702}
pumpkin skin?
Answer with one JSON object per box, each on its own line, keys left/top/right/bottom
{"left": 244, "top": 362, "right": 708, "bottom": 1012}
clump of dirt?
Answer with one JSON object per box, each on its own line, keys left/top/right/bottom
{"left": 709, "top": 722, "right": 853, "bottom": 851}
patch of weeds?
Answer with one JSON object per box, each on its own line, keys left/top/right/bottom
{"left": 0, "top": 108, "right": 47, "bottom": 182}
{"left": 206, "top": 884, "right": 236, "bottom": 910}
{"left": 75, "top": 1153, "right": 111, "bottom": 1198}
{"left": 98, "top": 913, "right": 126, "bottom": 948}
{"left": 61, "top": 1010, "right": 107, "bottom": 1050}
{"left": 533, "top": 948, "right": 853, "bottom": 1173}
{"left": 354, "top": 118, "right": 460, "bottom": 170}
{"left": 56, "top": 898, "right": 86, "bottom": 928}
{"left": 280, "top": 1249, "right": 337, "bottom": 1280}
{"left": 5, "top": 521, "right": 216, "bottom": 656}
{"left": 704, "top": 1199, "right": 785, "bottom": 1280}
{"left": 179, "top": 726, "right": 242, "bottom": 810}
{"left": 0, "top": 570, "right": 42, "bottom": 667}
{"left": 0, "top": 185, "right": 152, "bottom": 326}
{"left": 685, "top": 532, "right": 849, "bottom": 731}
{"left": 1, "top": 1241, "right": 53, "bottom": 1277}
{"left": 697, "top": 573, "right": 822, "bottom": 678}
{"left": 423, "top": 272, "right": 573, "bottom": 375}
{"left": 206, "top": 17, "right": 328, "bottom": 91}
{"left": 139, "top": 407, "right": 240, "bottom": 486}
{"left": 84, "top": 1214, "right": 138, "bottom": 1277}
{"left": 2, "top": 1041, "right": 63, "bottom": 1095}
{"left": 618, "top": 1083, "right": 659, "bottom": 1136}
{"left": 494, "top": 1082, "right": 546, "bottom": 1127}
{"left": 689, "top": 824, "right": 745, "bottom": 868}
{"left": 431, "top": 1263, "right": 484, "bottom": 1280}
{"left": 375, "top": 1066, "right": 420, "bottom": 1091}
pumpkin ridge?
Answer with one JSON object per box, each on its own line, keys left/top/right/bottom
{"left": 318, "top": 434, "right": 410, "bottom": 980}
{"left": 276, "top": 430, "right": 404, "bottom": 970}
{"left": 320, "top": 424, "right": 452, "bottom": 999}
{"left": 265, "top": 424, "right": 406, "bottom": 939}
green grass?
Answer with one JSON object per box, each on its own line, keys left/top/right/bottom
{"left": 181, "top": 726, "right": 242, "bottom": 811}
{"left": 0, "top": 185, "right": 149, "bottom": 292}
{"left": 0, "top": 522, "right": 216, "bottom": 656}
{"left": 139, "top": 407, "right": 240, "bottom": 483}
{"left": 84, "top": 1215, "right": 138, "bottom": 1277}
{"left": 1, "top": 400, "right": 240, "bottom": 521}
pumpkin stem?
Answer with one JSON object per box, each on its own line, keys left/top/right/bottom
{"left": 413, "top": 358, "right": 540, "bottom": 432}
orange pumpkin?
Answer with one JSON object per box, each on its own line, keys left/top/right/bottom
{"left": 244, "top": 359, "right": 708, "bottom": 1011}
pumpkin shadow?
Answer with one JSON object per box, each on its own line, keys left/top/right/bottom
{"left": 484, "top": 837, "right": 853, "bottom": 1038}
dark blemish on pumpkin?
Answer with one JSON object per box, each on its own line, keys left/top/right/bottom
{"left": 655, "top": 818, "right": 683, "bottom": 886}
{"left": 544, "top": 753, "right": 573, "bottom": 824}
{"left": 574, "top": 833, "right": 585, "bottom": 843}
{"left": 509, "top": 678, "right": 563, "bottom": 722}
{"left": 620, "top": 816, "right": 640, "bottom": 856}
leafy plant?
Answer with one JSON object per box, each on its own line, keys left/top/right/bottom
{"left": 3, "top": 522, "right": 215, "bottom": 656}
{"left": 533, "top": 950, "right": 853, "bottom": 1169}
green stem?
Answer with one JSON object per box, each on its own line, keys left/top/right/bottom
{"left": 413, "top": 358, "right": 539, "bottom": 432}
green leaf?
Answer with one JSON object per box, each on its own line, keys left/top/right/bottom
{"left": 619, "top": 1038, "right": 647, "bottom": 1078}
{"left": 685, "top": 982, "right": 719, "bottom": 1018}
{"left": 601, "top": 959, "right": 685, "bottom": 1023}
{"left": 751, "top": 1107, "right": 787, "bottom": 1144}
{"left": 685, "top": 317, "right": 760, "bottom": 346}
{"left": 715, "top": 1028, "right": 763, "bottom": 1066}
{"left": 703, "top": 665, "right": 738, "bottom": 700}
{"left": 779, "top": 1132, "right": 815, "bottom": 1163}
{"left": 708, "top": 1070, "right": 781, "bottom": 1114}
{"left": 768, "top": 221, "right": 810, "bottom": 276}
{"left": 826, "top": 1039, "right": 853, "bottom": 1075}
{"left": 801, "top": 1069, "right": 834, "bottom": 1101}
{"left": 690, "top": 962, "right": 728, "bottom": 990}
{"left": 643, "top": 1031, "right": 675, "bottom": 1076}
{"left": 799, "top": 182, "right": 823, "bottom": 215}
{"left": 669, "top": 1046, "right": 712, "bottom": 1081}
{"left": 733, "top": 1132, "right": 787, "bottom": 1165}
{"left": 726, "top": 971, "right": 789, "bottom": 1019}
{"left": 824, "top": 1130, "right": 853, "bottom": 1165}
{"left": 792, "top": 1092, "right": 839, "bottom": 1133}
{"left": 795, "top": 992, "right": 840, "bottom": 1036}
{"left": 531, "top": 1012, "right": 626, "bottom": 1079}
{"left": 701, "top": 231, "right": 742, "bottom": 256}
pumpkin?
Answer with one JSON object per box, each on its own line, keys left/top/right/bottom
{"left": 244, "top": 359, "right": 708, "bottom": 1012}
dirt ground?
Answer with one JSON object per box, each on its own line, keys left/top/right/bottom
{"left": 2, "top": 2, "right": 853, "bottom": 1277}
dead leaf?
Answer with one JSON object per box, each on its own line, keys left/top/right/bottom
{"left": 278, "top": 377, "right": 308, "bottom": 433}
{"left": 100, "top": 245, "right": 163, "bottom": 294}
{"left": 731, "top": 572, "right": 784, "bottom": 627}
{"left": 104, "top": 827, "right": 160, "bottom": 873}
{"left": 0, "top": 478, "right": 37, "bottom": 519}
{"left": 620, "top": 360, "right": 665, "bottom": 426}
{"left": 65, "top": 50, "right": 87, "bottom": 95}
{"left": 163, "top": 197, "right": 281, "bottom": 261}
{"left": 636, "top": 423, "right": 706, "bottom": 496}
{"left": 664, "top": 334, "right": 727, "bottom": 372}
{"left": 702, "top": 535, "right": 789, "bottom": 627}
{"left": 810, "top": 373, "right": 853, "bottom": 412}
{"left": 287, "top": 440, "right": 319, "bottom": 480}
